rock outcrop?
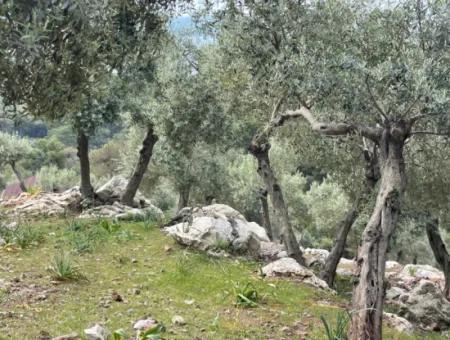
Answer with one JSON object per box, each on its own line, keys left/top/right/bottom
{"left": 262, "top": 257, "right": 331, "bottom": 291}
{"left": 79, "top": 201, "right": 163, "bottom": 222}
{"left": 164, "top": 204, "right": 276, "bottom": 257}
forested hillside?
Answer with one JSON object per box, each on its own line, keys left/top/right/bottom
{"left": 1, "top": 1, "right": 450, "bottom": 339}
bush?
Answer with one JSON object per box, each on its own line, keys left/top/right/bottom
{"left": 36, "top": 165, "right": 79, "bottom": 192}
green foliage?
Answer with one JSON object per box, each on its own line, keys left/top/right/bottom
{"left": 26, "top": 136, "right": 67, "bottom": 171}
{"left": 65, "top": 219, "right": 109, "bottom": 254}
{"left": 138, "top": 324, "right": 166, "bottom": 340}
{"left": 36, "top": 165, "right": 79, "bottom": 192}
{"left": 47, "top": 252, "right": 86, "bottom": 281}
{"left": 320, "top": 311, "right": 350, "bottom": 340}
{"left": 0, "top": 223, "right": 44, "bottom": 249}
{"left": 0, "top": 132, "right": 33, "bottom": 169}
{"left": 97, "top": 219, "right": 121, "bottom": 234}
{"left": 233, "top": 282, "right": 259, "bottom": 308}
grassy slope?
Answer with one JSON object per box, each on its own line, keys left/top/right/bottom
{"left": 0, "top": 218, "right": 445, "bottom": 339}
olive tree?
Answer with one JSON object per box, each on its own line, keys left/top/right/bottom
{"left": 0, "top": 132, "right": 33, "bottom": 191}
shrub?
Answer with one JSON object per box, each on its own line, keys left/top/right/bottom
{"left": 2, "top": 224, "right": 45, "bottom": 249}
{"left": 47, "top": 252, "right": 86, "bottom": 281}
{"left": 36, "top": 165, "right": 78, "bottom": 192}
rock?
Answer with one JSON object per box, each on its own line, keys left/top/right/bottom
{"left": 172, "top": 315, "right": 186, "bottom": 326}
{"left": 0, "top": 237, "right": 6, "bottom": 246}
{"left": 383, "top": 312, "right": 414, "bottom": 334}
{"left": 400, "top": 264, "right": 444, "bottom": 282}
{"left": 84, "top": 324, "right": 110, "bottom": 340}
{"left": 261, "top": 257, "right": 331, "bottom": 291}
{"left": 133, "top": 318, "right": 158, "bottom": 330}
{"left": 252, "top": 241, "right": 286, "bottom": 260}
{"left": 79, "top": 201, "right": 163, "bottom": 222}
{"left": 2, "top": 187, "right": 82, "bottom": 216}
{"left": 303, "top": 248, "right": 330, "bottom": 267}
{"left": 95, "top": 176, "right": 156, "bottom": 209}
{"left": 385, "top": 261, "right": 403, "bottom": 278}
{"left": 336, "top": 258, "right": 357, "bottom": 277}
{"left": 52, "top": 333, "right": 80, "bottom": 340}
{"left": 36, "top": 330, "right": 51, "bottom": 340}
{"left": 111, "top": 291, "right": 123, "bottom": 302}
{"left": 164, "top": 204, "right": 270, "bottom": 257}
{"left": 386, "top": 279, "right": 450, "bottom": 330}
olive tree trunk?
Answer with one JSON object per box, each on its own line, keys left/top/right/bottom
{"left": 77, "top": 130, "right": 95, "bottom": 199}
{"left": 426, "top": 217, "right": 450, "bottom": 300}
{"left": 121, "top": 124, "right": 158, "bottom": 207}
{"left": 259, "top": 188, "right": 276, "bottom": 241}
{"left": 10, "top": 161, "right": 27, "bottom": 192}
{"left": 321, "top": 145, "right": 380, "bottom": 287}
{"left": 348, "top": 126, "right": 408, "bottom": 340}
{"left": 177, "top": 185, "right": 190, "bottom": 212}
{"left": 249, "top": 141, "right": 304, "bottom": 265}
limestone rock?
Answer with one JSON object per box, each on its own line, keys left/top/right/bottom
{"left": 164, "top": 204, "right": 270, "bottom": 256}
{"left": 172, "top": 315, "right": 186, "bottom": 326}
{"left": 84, "top": 324, "right": 110, "bottom": 340}
{"left": 79, "top": 201, "right": 163, "bottom": 222}
{"left": 133, "top": 318, "right": 158, "bottom": 330}
{"left": 303, "top": 248, "right": 330, "bottom": 268}
{"left": 383, "top": 312, "right": 414, "bottom": 334}
{"left": 52, "top": 333, "right": 80, "bottom": 340}
{"left": 262, "top": 257, "right": 331, "bottom": 291}
{"left": 336, "top": 258, "right": 357, "bottom": 277}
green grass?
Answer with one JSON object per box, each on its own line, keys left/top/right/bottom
{"left": 0, "top": 218, "right": 446, "bottom": 339}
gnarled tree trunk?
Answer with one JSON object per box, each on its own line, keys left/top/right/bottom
{"left": 348, "top": 124, "right": 409, "bottom": 340}
{"left": 10, "top": 161, "right": 27, "bottom": 192}
{"left": 259, "top": 188, "right": 276, "bottom": 241}
{"left": 77, "top": 130, "right": 95, "bottom": 199}
{"left": 249, "top": 141, "right": 304, "bottom": 265}
{"left": 321, "top": 144, "right": 380, "bottom": 287}
{"left": 122, "top": 124, "right": 158, "bottom": 207}
{"left": 426, "top": 216, "right": 450, "bottom": 300}
{"left": 177, "top": 185, "right": 190, "bottom": 212}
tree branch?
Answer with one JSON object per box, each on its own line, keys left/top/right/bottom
{"left": 365, "top": 75, "right": 388, "bottom": 123}
{"left": 286, "top": 106, "right": 381, "bottom": 142}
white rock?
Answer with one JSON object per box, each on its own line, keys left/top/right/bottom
{"left": 171, "top": 315, "right": 186, "bottom": 326}
{"left": 303, "top": 248, "right": 330, "bottom": 267}
{"left": 0, "top": 237, "right": 6, "bottom": 246}
{"left": 84, "top": 324, "right": 110, "bottom": 340}
{"left": 383, "top": 312, "right": 414, "bottom": 334}
{"left": 401, "top": 264, "right": 444, "bottom": 282}
{"left": 262, "top": 257, "right": 331, "bottom": 291}
{"left": 336, "top": 258, "right": 357, "bottom": 277}
{"left": 133, "top": 318, "right": 157, "bottom": 330}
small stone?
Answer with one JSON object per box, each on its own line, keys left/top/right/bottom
{"left": 52, "top": 332, "right": 80, "bottom": 340}
{"left": 84, "top": 324, "right": 110, "bottom": 340}
{"left": 36, "top": 330, "right": 51, "bottom": 340}
{"left": 131, "top": 258, "right": 138, "bottom": 264}
{"left": 0, "top": 237, "right": 6, "bottom": 246}
{"left": 184, "top": 299, "right": 195, "bottom": 305}
{"left": 133, "top": 318, "right": 157, "bottom": 330}
{"left": 164, "top": 245, "right": 173, "bottom": 252}
{"left": 36, "top": 293, "right": 48, "bottom": 301}
{"left": 172, "top": 315, "right": 186, "bottom": 326}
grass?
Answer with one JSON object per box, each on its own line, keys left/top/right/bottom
{"left": 0, "top": 217, "right": 447, "bottom": 339}
{"left": 47, "top": 252, "right": 86, "bottom": 281}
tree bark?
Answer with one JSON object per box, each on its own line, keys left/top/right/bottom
{"left": 348, "top": 124, "right": 409, "bottom": 340}
{"left": 426, "top": 217, "right": 450, "bottom": 300}
{"left": 76, "top": 130, "right": 95, "bottom": 199}
{"left": 121, "top": 124, "right": 158, "bottom": 207}
{"left": 320, "top": 144, "right": 380, "bottom": 287}
{"left": 259, "top": 188, "right": 276, "bottom": 241}
{"left": 177, "top": 185, "right": 190, "bottom": 212}
{"left": 10, "top": 161, "right": 27, "bottom": 192}
{"left": 249, "top": 141, "right": 304, "bottom": 265}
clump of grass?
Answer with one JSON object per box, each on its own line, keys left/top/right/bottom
{"left": 320, "top": 310, "right": 350, "bottom": 340}
{"left": 97, "top": 218, "right": 121, "bottom": 234}
{"left": 64, "top": 219, "right": 109, "bottom": 253}
{"left": 10, "top": 224, "right": 44, "bottom": 249}
{"left": 214, "top": 239, "right": 231, "bottom": 251}
{"left": 175, "top": 253, "right": 194, "bottom": 276}
{"left": 47, "top": 252, "right": 86, "bottom": 281}
{"left": 233, "top": 282, "right": 259, "bottom": 308}
{"left": 137, "top": 324, "right": 166, "bottom": 340}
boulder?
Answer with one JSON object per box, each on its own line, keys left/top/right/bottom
{"left": 386, "top": 279, "right": 450, "bottom": 330}
{"left": 400, "top": 264, "right": 444, "bottom": 282}
{"left": 303, "top": 248, "right": 330, "bottom": 267}
{"left": 385, "top": 261, "right": 404, "bottom": 278}
{"left": 133, "top": 318, "right": 158, "bottom": 330}
{"left": 95, "top": 176, "right": 154, "bottom": 208}
{"left": 383, "top": 312, "right": 414, "bottom": 335}
{"left": 164, "top": 204, "right": 270, "bottom": 256}
{"left": 261, "top": 257, "right": 331, "bottom": 291}
{"left": 336, "top": 258, "right": 357, "bottom": 277}
{"left": 79, "top": 201, "right": 163, "bottom": 222}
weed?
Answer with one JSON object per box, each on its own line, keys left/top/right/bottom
{"left": 233, "top": 282, "right": 259, "bottom": 308}
{"left": 408, "top": 266, "right": 417, "bottom": 277}
{"left": 97, "top": 219, "right": 121, "bottom": 234}
{"left": 113, "top": 329, "right": 127, "bottom": 340}
{"left": 214, "top": 239, "right": 231, "bottom": 251}
{"left": 12, "top": 224, "right": 44, "bottom": 249}
{"left": 320, "top": 310, "right": 350, "bottom": 340}
{"left": 137, "top": 323, "right": 166, "bottom": 340}
{"left": 47, "top": 252, "right": 86, "bottom": 281}
{"left": 175, "top": 253, "right": 193, "bottom": 276}
{"left": 115, "top": 229, "right": 135, "bottom": 242}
